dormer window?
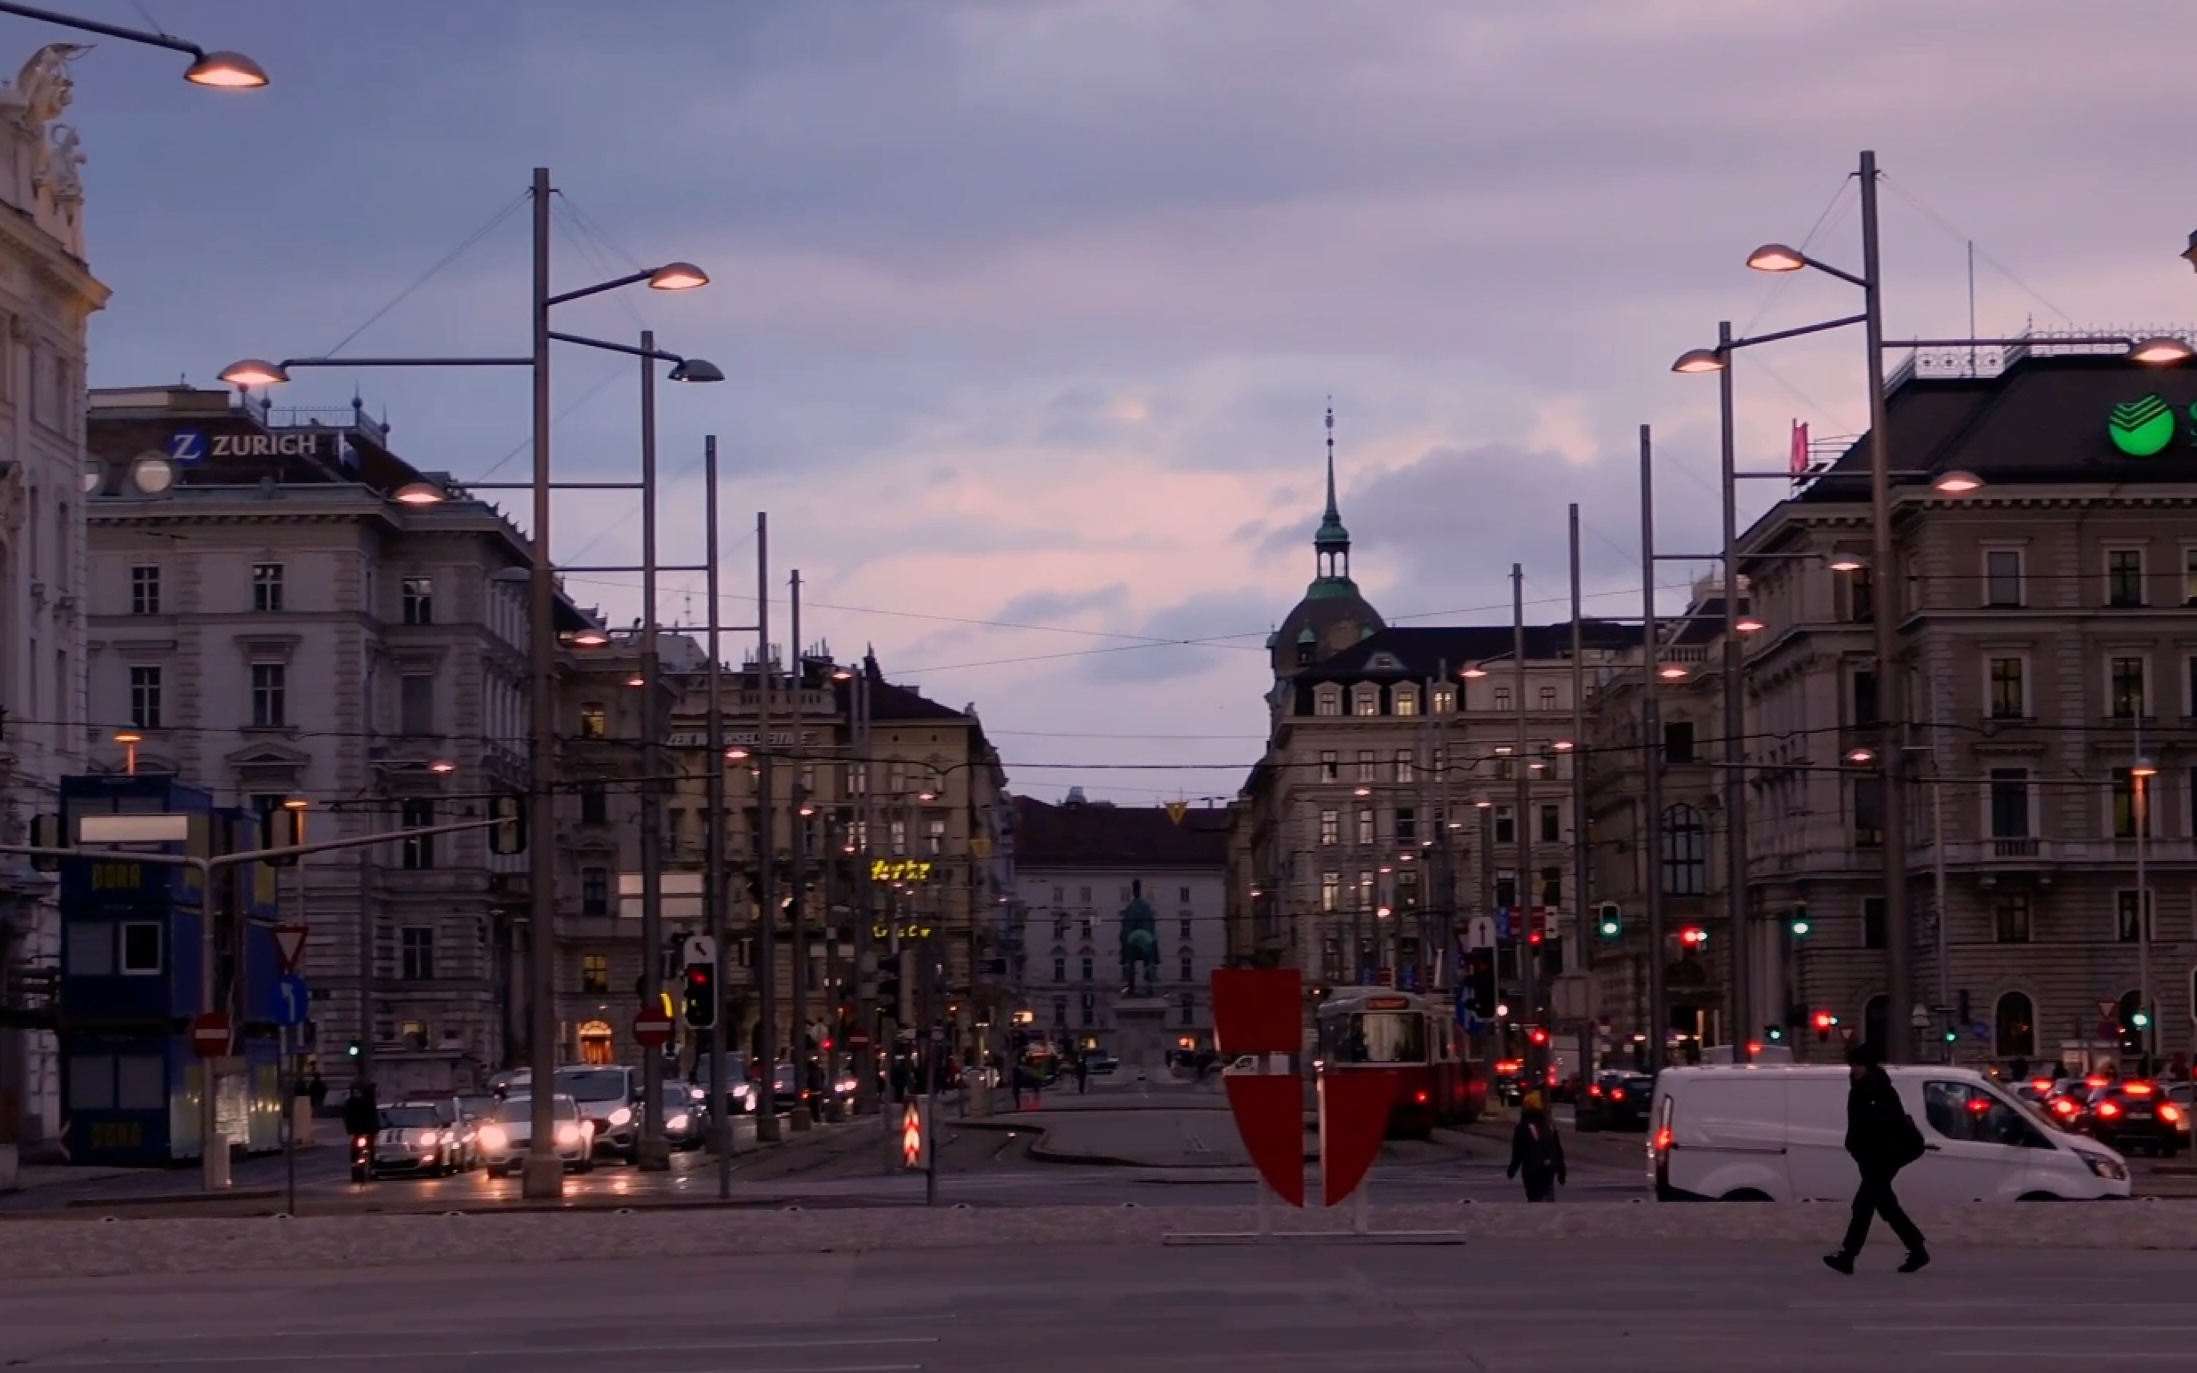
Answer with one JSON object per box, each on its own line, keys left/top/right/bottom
{"left": 1367, "top": 652, "right": 1403, "bottom": 672}
{"left": 1314, "top": 686, "right": 1342, "bottom": 716}
{"left": 1392, "top": 685, "right": 1419, "bottom": 716}
{"left": 1353, "top": 686, "right": 1379, "bottom": 716}
{"left": 1433, "top": 686, "right": 1455, "bottom": 714}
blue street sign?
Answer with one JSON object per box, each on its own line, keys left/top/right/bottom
{"left": 167, "top": 429, "right": 207, "bottom": 465}
{"left": 273, "top": 973, "right": 309, "bottom": 1028}
{"left": 1970, "top": 1021, "right": 1991, "bottom": 1043}
{"left": 1495, "top": 907, "right": 1512, "bottom": 942}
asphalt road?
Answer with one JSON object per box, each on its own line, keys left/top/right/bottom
{"left": 4, "top": 1239, "right": 2194, "bottom": 1372}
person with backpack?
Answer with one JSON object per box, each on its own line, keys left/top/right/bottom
{"left": 1506, "top": 1092, "right": 1567, "bottom": 1202}
{"left": 1824, "top": 1042, "right": 1930, "bottom": 1275}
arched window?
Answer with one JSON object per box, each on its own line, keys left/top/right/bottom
{"left": 1994, "top": 991, "right": 2035, "bottom": 1059}
{"left": 1660, "top": 805, "right": 1706, "bottom": 896}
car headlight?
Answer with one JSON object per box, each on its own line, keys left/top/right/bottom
{"left": 667, "top": 1113, "right": 691, "bottom": 1132}
{"left": 478, "top": 1125, "right": 508, "bottom": 1151}
{"left": 2081, "top": 1151, "right": 2127, "bottom": 1181}
{"left": 608, "top": 1106, "right": 633, "bottom": 1128}
{"left": 554, "top": 1123, "right": 582, "bottom": 1147}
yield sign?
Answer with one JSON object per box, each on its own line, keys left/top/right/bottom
{"left": 1165, "top": 801, "right": 1187, "bottom": 825}
{"left": 273, "top": 923, "right": 308, "bottom": 973}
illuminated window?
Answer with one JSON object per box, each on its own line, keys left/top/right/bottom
{"left": 580, "top": 952, "right": 609, "bottom": 994}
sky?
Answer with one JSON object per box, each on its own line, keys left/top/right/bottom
{"left": 38, "top": 0, "right": 2197, "bottom": 804}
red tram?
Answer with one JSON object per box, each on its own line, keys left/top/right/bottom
{"left": 1315, "top": 988, "right": 1485, "bottom": 1137}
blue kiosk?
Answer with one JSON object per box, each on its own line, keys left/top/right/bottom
{"left": 57, "top": 774, "right": 285, "bottom": 1167}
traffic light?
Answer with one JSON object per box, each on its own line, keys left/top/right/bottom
{"left": 682, "top": 960, "right": 717, "bottom": 1029}
{"left": 346, "top": 1039, "right": 362, "bottom": 1059}
{"left": 1679, "top": 927, "right": 1708, "bottom": 949}
{"left": 1765, "top": 1024, "right": 1785, "bottom": 1043}
{"left": 2131, "top": 1008, "right": 2152, "bottom": 1030}
{"left": 877, "top": 965, "right": 903, "bottom": 1011}
{"left": 1596, "top": 904, "right": 1622, "bottom": 939}
{"left": 1528, "top": 1026, "right": 1550, "bottom": 1047}
{"left": 1463, "top": 947, "right": 1497, "bottom": 1018}
{"left": 1811, "top": 1010, "right": 1836, "bottom": 1043}
{"left": 1788, "top": 905, "right": 1811, "bottom": 939}
{"left": 487, "top": 793, "right": 527, "bottom": 854}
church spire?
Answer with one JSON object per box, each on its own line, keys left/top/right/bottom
{"left": 1313, "top": 399, "right": 1351, "bottom": 581}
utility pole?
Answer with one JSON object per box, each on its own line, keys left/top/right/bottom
{"left": 1717, "top": 319, "right": 1752, "bottom": 1063}
{"left": 1639, "top": 424, "right": 1669, "bottom": 1069}
{"left": 755, "top": 516, "right": 781, "bottom": 1142}
{"left": 636, "top": 328, "right": 669, "bottom": 1171}
{"left": 703, "top": 439, "right": 731, "bottom": 1199}
{"left": 1570, "top": 504, "right": 1593, "bottom": 1086}
{"left": 852, "top": 662, "right": 878, "bottom": 1114}
{"left": 787, "top": 570, "right": 812, "bottom": 1132}
{"left": 1511, "top": 563, "right": 1536, "bottom": 1082}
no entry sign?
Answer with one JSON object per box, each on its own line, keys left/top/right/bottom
{"left": 190, "top": 1012, "right": 231, "bottom": 1058}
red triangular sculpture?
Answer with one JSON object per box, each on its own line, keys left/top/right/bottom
{"left": 1319, "top": 1069, "right": 1396, "bottom": 1207}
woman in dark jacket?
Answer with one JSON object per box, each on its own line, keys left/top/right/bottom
{"left": 1825, "top": 1042, "right": 1929, "bottom": 1274}
{"left": 1507, "top": 1092, "right": 1567, "bottom": 1201}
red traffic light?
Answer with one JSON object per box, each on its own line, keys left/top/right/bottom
{"left": 1811, "top": 1011, "right": 1834, "bottom": 1031}
{"left": 1528, "top": 1027, "right": 1549, "bottom": 1046}
{"left": 1527, "top": 929, "right": 1543, "bottom": 946}
{"left": 1679, "top": 927, "right": 1708, "bottom": 947}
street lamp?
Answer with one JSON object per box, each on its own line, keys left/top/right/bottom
{"left": 0, "top": 1, "right": 268, "bottom": 87}
{"left": 218, "top": 168, "right": 710, "bottom": 1201}
{"left": 113, "top": 730, "right": 141, "bottom": 775}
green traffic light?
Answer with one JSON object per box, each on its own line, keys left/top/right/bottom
{"left": 345, "top": 1041, "right": 360, "bottom": 1057}
{"left": 2132, "top": 1010, "right": 2152, "bottom": 1028}
{"left": 1943, "top": 1029, "right": 1957, "bottom": 1043}
{"left": 1790, "top": 919, "right": 1811, "bottom": 937}
{"left": 1598, "top": 919, "right": 1621, "bottom": 938}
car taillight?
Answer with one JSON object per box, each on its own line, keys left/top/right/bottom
{"left": 2097, "top": 1101, "right": 2121, "bottom": 1118}
{"left": 2160, "top": 1103, "right": 2183, "bottom": 1124}
{"left": 1653, "top": 1126, "right": 1673, "bottom": 1152}
{"left": 1588, "top": 1085, "right": 1603, "bottom": 1098}
{"left": 2126, "top": 1082, "right": 2154, "bottom": 1096}
{"left": 1611, "top": 1089, "right": 1626, "bottom": 1102}
{"left": 1414, "top": 1090, "right": 1429, "bottom": 1104}
{"left": 2030, "top": 1078, "right": 2053, "bottom": 1093}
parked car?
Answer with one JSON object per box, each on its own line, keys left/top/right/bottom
{"left": 477, "top": 1094, "right": 592, "bottom": 1176}
{"left": 1649, "top": 1065, "right": 2128, "bottom": 1203}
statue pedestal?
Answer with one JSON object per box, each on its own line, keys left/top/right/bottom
{"left": 1111, "top": 997, "right": 1174, "bottom": 1075}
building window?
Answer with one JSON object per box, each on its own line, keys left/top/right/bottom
{"left": 1663, "top": 721, "right": 1695, "bottom": 765}
{"left": 1539, "top": 865, "right": 1562, "bottom": 909}
{"left": 1356, "top": 808, "right": 1375, "bottom": 845}
{"left": 1048, "top": 954, "right": 1064, "bottom": 982}
{"left": 1180, "top": 993, "right": 1196, "bottom": 1027}
{"left": 2107, "top": 548, "right": 2145, "bottom": 607}
{"left": 2110, "top": 767, "right": 2152, "bottom": 839}
{"left": 1994, "top": 992, "right": 2036, "bottom": 1058}
{"left": 1987, "top": 657, "right": 2025, "bottom": 720}
{"left": 401, "top": 576, "right": 433, "bottom": 625}
{"left": 580, "top": 953, "right": 609, "bottom": 994}
{"left": 579, "top": 781, "right": 608, "bottom": 826}
{"left": 1988, "top": 768, "right": 2031, "bottom": 840}
{"left": 2185, "top": 546, "right": 2197, "bottom": 606}
{"left": 1080, "top": 956, "right": 1093, "bottom": 982}
{"left": 119, "top": 922, "right": 162, "bottom": 975}
{"left": 250, "top": 663, "right": 286, "bottom": 727}
{"left": 1539, "top": 686, "right": 1557, "bottom": 711}
{"left": 128, "top": 666, "right": 162, "bottom": 730}
{"left": 1392, "top": 686, "right": 1418, "bottom": 717}
{"left": 1852, "top": 776, "right": 1883, "bottom": 848}
{"left": 1493, "top": 806, "right": 1515, "bottom": 845}
{"left": 1396, "top": 869, "right": 1419, "bottom": 908}
{"left": 1493, "top": 687, "right": 1512, "bottom": 712}
{"left": 1319, "top": 810, "right": 1340, "bottom": 846}
{"left": 399, "top": 674, "right": 434, "bottom": 735}
{"left": 1433, "top": 686, "right": 1455, "bottom": 713}
{"left": 1539, "top": 803, "right": 1561, "bottom": 844}
{"left": 1319, "top": 750, "right": 1338, "bottom": 782}
{"left": 1396, "top": 807, "right": 1417, "bottom": 843}
{"left": 400, "top": 799, "right": 436, "bottom": 869}
{"left": 129, "top": 565, "right": 161, "bottom": 615}
{"left": 1842, "top": 565, "right": 1874, "bottom": 623}
{"left": 400, "top": 926, "right": 435, "bottom": 981}
{"left": 581, "top": 867, "right": 609, "bottom": 917}
{"left": 1394, "top": 749, "right": 1414, "bottom": 784}
{"left": 1353, "top": 686, "right": 1379, "bottom": 716}
{"left": 2117, "top": 889, "right": 2155, "bottom": 943}
{"left": 1314, "top": 687, "right": 1341, "bottom": 717}
{"left": 1178, "top": 886, "right": 1191, "bottom": 903}
{"left": 2110, "top": 658, "right": 2146, "bottom": 719}
{"left": 1356, "top": 871, "right": 1374, "bottom": 910}
{"left": 1984, "top": 549, "right": 2023, "bottom": 607}
{"left": 252, "top": 562, "right": 285, "bottom": 612}
{"left": 1659, "top": 804, "right": 1706, "bottom": 897}
{"left": 888, "top": 819, "right": 907, "bottom": 855}
{"left": 1992, "top": 893, "right": 2032, "bottom": 944}
{"left": 1850, "top": 669, "right": 1878, "bottom": 728}
{"left": 1179, "top": 952, "right": 1194, "bottom": 982}
{"left": 579, "top": 702, "right": 607, "bottom": 739}
{"left": 924, "top": 817, "right": 946, "bottom": 854}
{"left": 1495, "top": 873, "right": 1516, "bottom": 909}
{"left": 1356, "top": 750, "right": 1377, "bottom": 783}
{"left": 1179, "top": 915, "right": 1193, "bottom": 939}
{"left": 1863, "top": 897, "right": 1886, "bottom": 950}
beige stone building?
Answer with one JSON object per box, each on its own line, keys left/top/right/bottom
{"left": 1730, "top": 346, "right": 2197, "bottom": 1071}
{"left": 79, "top": 384, "right": 603, "bottom": 1096}
{"left": 0, "top": 43, "right": 110, "bottom": 1150}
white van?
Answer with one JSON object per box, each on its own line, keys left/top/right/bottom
{"left": 1648, "top": 1065, "right": 2130, "bottom": 1202}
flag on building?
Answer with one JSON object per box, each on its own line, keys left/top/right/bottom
{"left": 1789, "top": 419, "right": 1810, "bottom": 476}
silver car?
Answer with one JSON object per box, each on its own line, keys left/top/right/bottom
{"left": 477, "top": 1094, "right": 594, "bottom": 1177}
{"left": 369, "top": 1103, "right": 461, "bottom": 1178}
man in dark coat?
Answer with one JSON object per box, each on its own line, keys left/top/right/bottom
{"left": 1825, "top": 1042, "right": 1929, "bottom": 1274}
{"left": 1506, "top": 1092, "right": 1567, "bottom": 1202}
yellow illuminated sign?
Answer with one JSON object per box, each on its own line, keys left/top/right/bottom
{"left": 872, "top": 921, "right": 935, "bottom": 942}
{"left": 89, "top": 861, "right": 143, "bottom": 891}
{"left": 871, "top": 859, "right": 934, "bottom": 883}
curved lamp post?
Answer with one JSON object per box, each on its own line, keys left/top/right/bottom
{"left": 0, "top": 1, "right": 267, "bottom": 86}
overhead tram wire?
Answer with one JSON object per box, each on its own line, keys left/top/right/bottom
{"left": 318, "top": 190, "right": 530, "bottom": 360}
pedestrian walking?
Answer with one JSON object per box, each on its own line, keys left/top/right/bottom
{"left": 306, "top": 1070, "right": 329, "bottom": 1113}
{"left": 1824, "top": 1042, "right": 1930, "bottom": 1275}
{"left": 1074, "top": 1055, "right": 1089, "bottom": 1095}
{"left": 1506, "top": 1091, "right": 1566, "bottom": 1202}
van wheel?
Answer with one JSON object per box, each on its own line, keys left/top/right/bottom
{"left": 1720, "top": 1189, "right": 1772, "bottom": 1202}
{"left": 2017, "top": 1191, "right": 2062, "bottom": 1202}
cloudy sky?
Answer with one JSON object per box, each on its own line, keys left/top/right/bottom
{"left": 42, "top": 0, "right": 2197, "bottom": 803}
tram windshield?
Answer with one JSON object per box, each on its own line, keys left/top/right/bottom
{"left": 1322, "top": 1010, "right": 1427, "bottom": 1064}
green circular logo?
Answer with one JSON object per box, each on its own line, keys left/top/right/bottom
{"left": 2108, "top": 395, "right": 2175, "bottom": 457}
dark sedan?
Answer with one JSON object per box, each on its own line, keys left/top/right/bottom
{"left": 2084, "top": 1081, "right": 2186, "bottom": 1156}
{"left": 1582, "top": 1071, "right": 1655, "bottom": 1131}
